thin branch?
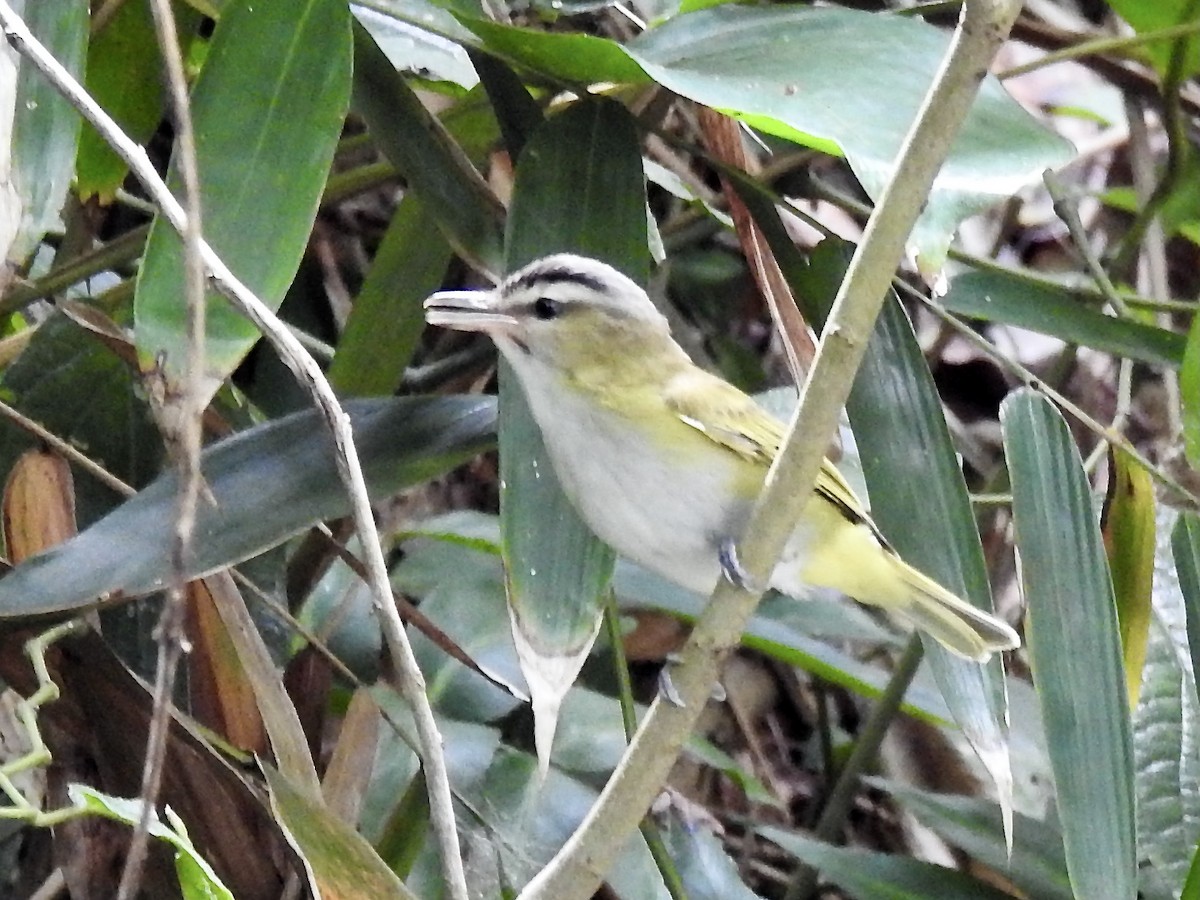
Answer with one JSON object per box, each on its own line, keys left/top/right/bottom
{"left": 1043, "top": 170, "right": 1131, "bottom": 319}
{"left": 1126, "top": 95, "right": 1182, "bottom": 442}
{"left": 0, "top": 224, "right": 149, "bottom": 315}
{"left": 117, "top": 0, "right": 206, "bottom": 893}
{"left": 783, "top": 637, "right": 924, "bottom": 899}
{"left": 997, "top": 19, "right": 1200, "bottom": 79}
{"left": 0, "top": 397, "right": 133, "bottom": 496}
{"left": 0, "top": 6, "right": 468, "bottom": 896}
{"left": 518, "top": 2, "right": 1024, "bottom": 896}
{"left": 1111, "top": 0, "right": 1200, "bottom": 277}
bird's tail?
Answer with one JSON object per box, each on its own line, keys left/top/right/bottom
{"left": 886, "top": 556, "right": 1019, "bottom": 662}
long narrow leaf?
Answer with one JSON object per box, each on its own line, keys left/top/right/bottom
{"left": 0, "top": 397, "right": 495, "bottom": 618}
{"left": 501, "top": 97, "right": 648, "bottom": 772}
{"left": 794, "top": 240, "right": 1014, "bottom": 831}
{"left": 761, "top": 827, "right": 1015, "bottom": 899}
{"left": 1001, "top": 388, "right": 1136, "bottom": 900}
{"left": 6, "top": 0, "right": 86, "bottom": 264}
{"left": 135, "top": 0, "right": 351, "bottom": 392}
{"left": 941, "top": 270, "right": 1184, "bottom": 368}
{"left": 352, "top": 21, "right": 506, "bottom": 274}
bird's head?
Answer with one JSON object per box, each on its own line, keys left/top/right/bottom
{"left": 424, "top": 254, "right": 682, "bottom": 381}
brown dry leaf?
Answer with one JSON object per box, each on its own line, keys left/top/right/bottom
{"left": 186, "top": 578, "right": 270, "bottom": 754}
{"left": 3, "top": 446, "right": 77, "bottom": 562}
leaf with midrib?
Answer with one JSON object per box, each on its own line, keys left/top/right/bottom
{"left": 0, "top": 397, "right": 496, "bottom": 619}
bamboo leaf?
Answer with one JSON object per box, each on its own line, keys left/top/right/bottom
{"left": 1103, "top": 448, "right": 1156, "bottom": 708}
{"left": 1001, "top": 388, "right": 1136, "bottom": 900}
{"left": 501, "top": 97, "right": 648, "bottom": 774}
{"left": 135, "top": 0, "right": 352, "bottom": 394}
{"left": 0, "top": 397, "right": 495, "bottom": 618}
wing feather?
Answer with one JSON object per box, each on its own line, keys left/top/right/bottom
{"left": 664, "top": 370, "right": 888, "bottom": 545}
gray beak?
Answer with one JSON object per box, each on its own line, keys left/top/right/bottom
{"left": 424, "top": 290, "right": 519, "bottom": 333}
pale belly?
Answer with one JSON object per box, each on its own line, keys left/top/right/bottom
{"left": 515, "top": 368, "right": 757, "bottom": 595}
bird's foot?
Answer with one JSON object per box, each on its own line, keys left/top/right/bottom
{"left": 718, "top": 537, "right": 763, "bottom": 593}
{"left": 658, "top": 655, "right": 727, "bottom": 708}
{"left": 658, "top": 660, "right": 686, "bottom": 708}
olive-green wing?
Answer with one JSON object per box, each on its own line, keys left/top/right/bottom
{"left": 665, "top": 369, "right": 886, "bottom": 541}
{"left": 663, "top": 369, "right": 782, "bottom": 464}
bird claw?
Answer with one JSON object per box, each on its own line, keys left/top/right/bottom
{"left": 658, "top": 655, "right": 726, "bottom": 707}
{"left": 718, "top": 537, "right": 761, "bottom": 592}
{"left": 658, "top": 665, "right": 686, "bottom": 708}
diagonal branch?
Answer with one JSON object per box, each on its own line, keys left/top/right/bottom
{"left": 518, "top": 1, "right": 1024, "bottom": 896}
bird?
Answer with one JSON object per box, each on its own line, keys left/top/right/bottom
{"left": 424, "top": 254, "right": 1020, "bottom": 662}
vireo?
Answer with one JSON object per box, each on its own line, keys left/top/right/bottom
{"left": 424, "top": 254, "right": 1019, "bottom": 661}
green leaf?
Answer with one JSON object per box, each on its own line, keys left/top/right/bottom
{"left": 5, "top": 0, "right": 87, "bottom": 265}
{"left": 1185, "top": 847, "right": 1200, "bottom": 900}
{"left": 393, "top": 529, "right": 528, "bottom": 722}
{"left": 68, "top": 784, "right": 235, "bottom": 900}
{"left": 353, "top": 4, "right": 480, "bottom": 89}
{"left": 0, "top": 313, "right": 163, "bottom": 525}
{"left": 449, "top": 746, "right": 668, "bottom": 895}
{"left": 458, "top": 15, "right": 650, "bottom": 85}
{"left": 1134, "top": 508, "right": 1200, "bottom": 895}
{"left": 1001, "top": 389, "right": 1136, "bottom": 900}
{"left": 501, "top": 97, "right": 648, "bottom": 772}
{"left": 761, "top": 826, "right": 1016, "bottom": 899}
{"left": 0, "top": 396, "right": 496, "bottom": 618}
{"left": 684, "top": 736, "right": 780, "bottom": 808}
{"left": 1103, "top": 449, "right": 1156, "bottom": 709}
{"left": 626, "top": 6, "right": 1073, "bottom": 271}
{"left": 75, "top": 0, "right": 171, "bottom": 201}
{"left": 661, "top": 819, "right": 761, "bottom": 900}
{"left": 352, "top": 21, "right": 506, "bottom": 274}
{"left": 328, "top": 193, "right": 453, "bottom": 396}
{"left": 1107, "top": 0, "right": 1200, "bottom": 78}
{"left": 801, "top": 240, "right": 1014, "bottom": 834}
{"left": 1182, "top": 310, "right": 1200, "bottom": 465}
{"left": 261, "top": 764, "right": 418, "bottom": 900}
{"left": 135, "top": 0, "right": 352, "bottom": 392}
{"left": 1172, "top": 513, "right": 1200, "bottom": 696}
{"left": 940, "top": 270, "right": 1185, "bottom": 368}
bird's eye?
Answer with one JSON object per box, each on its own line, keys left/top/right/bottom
{"left": 532, "top": 297, "right": 561, "bottom": 320}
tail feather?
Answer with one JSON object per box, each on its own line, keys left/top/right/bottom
{"left": 889, "top": 558, "right": 1020, "bottom": 662}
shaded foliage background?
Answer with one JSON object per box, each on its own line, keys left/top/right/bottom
{"left": 1, "top": 0, "right": 1199, "bottom": 897}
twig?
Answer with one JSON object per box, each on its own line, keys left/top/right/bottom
{"left": 517, "top": 2, "right": 1024, "bottom": 896}
{"left": 0, "top": 397, "right": 133, "bottom": 496}
{"left": 0, "top": 6, "right": 469, "bottom": 897}
{"left": 918, "top": 294, "right": 1200, "bottom": 506}
{"left": 1043, "top": 170, "right": 1131, "bottom": 318}
{"left": 0, "top": 224, "right": 149, "bottom": 315}
{"left": 783, "top": 637, "right": 924, "bottom": 899}
{"left": 116, "top": 0, "right": 206, "bottom": 893}
{"left": 1126, "top": 95, "right": 1181, "bottom": 441}
{"left": 1111, "top": 0, "right": 1200, "bottom": 277}
{"left": 996, "top": 19, "right": 1200, "bottom": 79}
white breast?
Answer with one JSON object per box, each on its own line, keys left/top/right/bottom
{"left": 502, "top": 352, "right": 747, "bottom": 595}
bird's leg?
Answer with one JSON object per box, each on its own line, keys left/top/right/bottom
{"left": 718, "top": 536, "right": 763, "bottom": 593}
